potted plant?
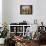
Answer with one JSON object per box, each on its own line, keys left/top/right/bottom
{"left": 0, "top": 23, "right": 9, "bottom": 44}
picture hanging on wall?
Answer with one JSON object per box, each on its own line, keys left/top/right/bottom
{"left": 20, "top": 5, "right": 32, "bottom": 14}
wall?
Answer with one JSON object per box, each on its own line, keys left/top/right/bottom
{"left": 2, "top": 0, "right": 46, "bottom": 26}
{"left": 8, "top": 0, "right": 38, "bottom": 24}
{"left": 2, "top": 0, "right": 8, "bottom": 25}
{"left": 0, "top": 0, "right": 2, "bottom": 27}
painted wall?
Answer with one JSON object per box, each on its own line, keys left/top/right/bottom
{"left": 3, "top": 0, "right": 46, "bottom": 26}
{"left": 2, "top": 0, "right": 8, "bottom": 24}
{"left": 0, "top": 0, "right": 2, "bottom": 27}
{"left": 8, "top": 0, "right": 38, "bottom": 24}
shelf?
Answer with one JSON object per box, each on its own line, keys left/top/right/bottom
{"left": 10, "top": 32, "right": 23, "bottom": 34}
{"left": 16, "top": 32, "right": 23, "bottom": 33}
{"left": 9, "top": 25, "right": 31, "bottom": 36}
{"left": 10, "top": 32, "right": 15, "bottom": 33}
{"left": 9, "top": 25, "right": 31, "bottom": 26}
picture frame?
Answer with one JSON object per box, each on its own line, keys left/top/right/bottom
{"left": 20, "top": 5, "right": 32, "bottom": 14}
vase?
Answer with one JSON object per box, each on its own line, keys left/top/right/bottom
{"left": 0, "top": 38, "right": 5, "bottom": 44}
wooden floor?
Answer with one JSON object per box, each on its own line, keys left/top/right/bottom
{"left": 0, "top": 44, "right": 46, "bottom": 46}
{"left": 40, "top": 45, "right": 46, "bottom": 46}
{"left": 0, "top": 44, "right": 4, "bottom": 46}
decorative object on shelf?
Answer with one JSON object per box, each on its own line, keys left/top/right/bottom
{"left": 41, "top": 22, "right": 43, "bottom": 26}
{"left": 19, "top": 20, "right": 27, "bottom": 25}
{"left": 38, "top": 22, "right": 45, "bottom": 32}
{"left": 10, "top": 23, "right": 19, "bottom": 25}
{"left": 20, "top": 5, "right": 32, "bottom": 14}
{"left": 26, "top": 27, "right": 32, "bottom": 40}
{"left": 34, "top": 19, "right": 37, "bottom": 24}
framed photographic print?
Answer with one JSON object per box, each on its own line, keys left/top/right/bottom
{"left": 20, "top": 5, "right": 32, "bottom": 14}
